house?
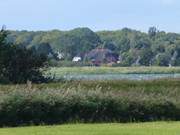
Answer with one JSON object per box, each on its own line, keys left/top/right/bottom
{"left": 85, "top": 48, "right": 119, "bottom": 66}
{"left": 72, "top": 57, "right": 82, "bottom": 62}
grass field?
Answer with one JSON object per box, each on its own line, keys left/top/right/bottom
{"left": 47, "top": 67, "right": 180, "bottom": 76}
{"left": 0, "top": 122, "right": 180, "bottom": 135}
{"left": 1, "top": 79, "right": 180, "bottom": 92}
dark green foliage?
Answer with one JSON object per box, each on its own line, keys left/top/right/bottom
{"left": 48, "top": 60, "right": 91, "bottom": 67}
{"left": 148, "top": 27, "right": 158, "bottom": 39}
{"left": 0, "top": 30, "right": 47, "bottom": 84}
{"left": 98, "top": 28, "right": 180, "bottom": 66}
{"left": 139, "top": 48, "right": 153, "bottom": 66}
{"left": 0, "top": 79, "right": 180, "bottom": 126}
{"left": 32, "top": 43, "right": 52, "bottom": 55}
{"left": 103, "top": 42, "right": 117, "bottom": 51}
{"left": 154, "top": 53, "right": 171, "bottom": 66}
{"left": 8, "top": 28, "right": 101, "bottom": 60}
{"left": 6, "top": 27, "right": 180, "bottom": 66}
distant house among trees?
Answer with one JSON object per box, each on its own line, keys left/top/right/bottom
{"left": 72, "top": 56, "right": 82, "bottom": 62}
{"left": 85, "top": 48, "right": 119, "bottom": 66}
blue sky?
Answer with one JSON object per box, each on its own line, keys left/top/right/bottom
{"left": 0, "top": 0, "right": 180, "bottom": 32}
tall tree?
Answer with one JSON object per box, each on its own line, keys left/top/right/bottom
{"left": 148, "top": 27, "right": 158, "bottom": 39}
{"left": 0, "top": 29, "right": 47, "bottom": 84}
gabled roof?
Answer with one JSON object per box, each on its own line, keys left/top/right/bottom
{"left": 85, "top": 48, "right": 118, "bottom": 63}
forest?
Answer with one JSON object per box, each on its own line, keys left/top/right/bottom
{"left": 6, "top": 27, "right": 180, "bottom": 66}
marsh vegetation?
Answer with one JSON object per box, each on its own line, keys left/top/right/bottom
{"left": 0, "top": 79, "right": 180, "bottom": 126}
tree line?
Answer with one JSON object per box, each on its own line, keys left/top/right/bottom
{"left": 7, "top": 27, "right": 180, "bottom": 66}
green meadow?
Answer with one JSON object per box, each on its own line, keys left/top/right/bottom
{"left": 47, "top": 67, "right": 180, "bottom": 75}
{"left": 0, "top": 122, "right": 180, "bottom": 135}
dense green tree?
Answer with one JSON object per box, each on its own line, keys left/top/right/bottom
{"left": 139, "top": 48, "right": 153, "bottom": 66}
{"left": 148, "top": 27, "right": 158, "bottom": 39}
{"left": 154, "top": 53, "right": 171, "bottom": 66}
{"left": 0, "top": 30, "right": 47, "bottom": 84}
{"left": 6, "top": 27, "right": 180, "bottom": 66}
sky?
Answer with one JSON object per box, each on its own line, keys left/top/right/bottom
{"left": 0, "top": 0, "right": 180, "bottom": 32}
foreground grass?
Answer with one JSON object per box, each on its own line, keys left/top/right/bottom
{"left": 1, "top": 79, "right": 179, "bottom": 92}
{"left": 47, "top": 66, "right": 180, "bottom": 75}
{"left": 0, "top": 122, "right": 180, "bottom": 135}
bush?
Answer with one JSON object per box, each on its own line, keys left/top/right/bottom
{"left": 0, "top": 85, "right": 180, "bottom": 127}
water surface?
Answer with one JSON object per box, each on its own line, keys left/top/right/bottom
{"left": 54, "top": 73, "right": 180, "bottom": 81}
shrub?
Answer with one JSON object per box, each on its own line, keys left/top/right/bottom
{"left": 0, "top": 85, "right": 180, "bottom": 127}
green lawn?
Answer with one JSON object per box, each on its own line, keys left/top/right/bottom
{"left": 47, "top": 66, "right": 180, "bottom": 76}
{"left": 0, "top": 122, "right": 180, "bottom": 135}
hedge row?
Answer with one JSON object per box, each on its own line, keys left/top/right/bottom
{"left": 0, "top": 88, "right": 180, "bottom": 127}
